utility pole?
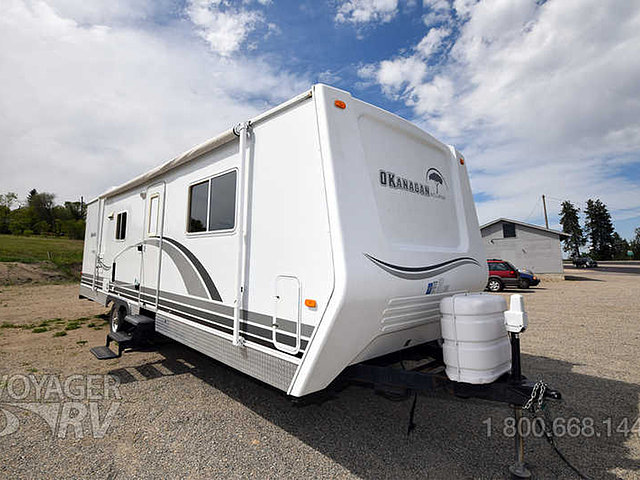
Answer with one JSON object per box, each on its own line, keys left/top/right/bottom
{"left": 542, "top": 194, "right": 549, "bottom": 229}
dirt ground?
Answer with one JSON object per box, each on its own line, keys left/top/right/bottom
{"left": 0, "top": 271, "right": 639, "bottom": 479}
{"left": 0, "top": 262, "right": 69, "bottom": 285}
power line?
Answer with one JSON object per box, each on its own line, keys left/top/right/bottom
{"left": 523, "top": 197, "right": 541, "bottom": 222}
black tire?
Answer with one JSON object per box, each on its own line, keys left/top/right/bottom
{"left": 109, "top": 303, "right": 128, "bottom": 333}
{"left": 487, "top": 278, "right": 504, "bottom": 292}
{"left": 518, "top": 279, "right": 530, "bottom": 289}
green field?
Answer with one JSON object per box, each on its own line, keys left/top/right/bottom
{"left": 0, "top": 234, "right": 84, "bottom": 278}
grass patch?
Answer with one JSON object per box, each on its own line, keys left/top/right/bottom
{"left": 1, "top": 322, "right": 36, "bottom": 329}
{"left": 0, "top": 234, "right": 84, "bottom": 280}
{"left": 64, "top": 322, "right": 81, "bottom": 331}
{"left": 76, "top": 340, "right": 87, "bottom": 345}
{"left": 52, "top": 331, "right": 67, "bottom": 337}
{"left": 32, "top": 327, "right": 48, "bottom": 333}
{"left": 26, "top": 367, "right": 38, "bottom": 373}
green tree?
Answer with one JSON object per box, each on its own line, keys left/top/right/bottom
{"left": 0, "top": 205, "right": 10, "bottom": 234}
{"left": 0, "top": 192, "right": 18, "bottom": 233}
{"left": 8, "top": 208, "right": 34, "bottom": 235}
{"left": 559, "top": 201, "right": 585, "bottom": 258}
{"left": 584, "top": 199, "right": 615, "bottom": 260}
{"left": 29, "top": 191, "right": 56, "bottom": 231}
{"left": 611, "top": 232, "right": 630, "bottom": 260}
{"left": 63, "top": 201, "right": 86, "bottom": 220}
{"left": 630, "top": 228, "right": 640, "bottom": 258}
{"left": 0, "top": 192, "right": 18, "bottom": 209}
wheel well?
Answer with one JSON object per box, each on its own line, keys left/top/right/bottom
{"left": 488, "top": 276, "right": 503, "bottom": 283}
{"left": 107, "top": 297, "right": 129, "bottom": 317}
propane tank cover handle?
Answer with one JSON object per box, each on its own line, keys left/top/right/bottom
{"left": 510, "top": 294, "right": 525, "bottom": 313}
{"left": 505, "top": 294, "right": 528, "bottom": 333}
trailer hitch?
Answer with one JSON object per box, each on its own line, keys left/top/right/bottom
{"left": 449, "top": 375, "right": 561, "bottom": 406}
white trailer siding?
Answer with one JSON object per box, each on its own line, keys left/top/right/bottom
{"left": 289, "top": 87, "right": 487, "bottom": 396}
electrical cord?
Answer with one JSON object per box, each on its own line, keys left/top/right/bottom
{"left": 544, "top": 436, "right": 592, "bottom": 480}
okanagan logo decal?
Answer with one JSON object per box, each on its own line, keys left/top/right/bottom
{"left": 379, "top": 167, "right": 447, "bottom": 199}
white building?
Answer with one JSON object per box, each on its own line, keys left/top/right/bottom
{"left": 480, "top": 218, "right": 569, "bottom": 277}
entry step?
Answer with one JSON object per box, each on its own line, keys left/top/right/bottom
{"left": 90, "top": 346, "right": 119, "bottom": 360}
{"left": 124, "top": 314, "right": 155, "bottom": 327}
{"left": 108, "top": 331, "right": 133, "bottom": 344}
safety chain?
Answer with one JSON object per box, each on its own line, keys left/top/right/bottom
{"left": 522, "top": 380, "right": 592, "bottom": 479}
{"left": 523, "top": 379, "right": 547, "bottom": 412}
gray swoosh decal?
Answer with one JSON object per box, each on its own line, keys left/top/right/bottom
{"left": 145, "top": 238, "right": 222, "bottom": 301}
{"left": 364, "top": 254, "right": 481, "bottom": 280}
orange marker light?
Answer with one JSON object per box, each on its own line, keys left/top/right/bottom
{"left": 459, "top": 158, "right": 465, "bottom": 165}
{"left": 334, "top": 100, "right": 346, "bottom": 109}
{"left": 305, "top": 299, "right": 317, "bottom": 308}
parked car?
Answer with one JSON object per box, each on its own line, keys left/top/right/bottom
{"left": 517, "top": 268, "right": 540, "bottom": 289}
{"left": 573, "top": 256, "right": 598, "bottom": 268}
{"left": 486, "top": 259, "right": 520, "bottom": 292}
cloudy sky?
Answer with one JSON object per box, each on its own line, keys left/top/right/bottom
{"left": 1, "top": 0, "right": 639, "bottom": 238}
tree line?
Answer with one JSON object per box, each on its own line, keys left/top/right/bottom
{"left": 559, "top": 199, "right": 639, "bottom": 260}
{"left": 0, "top": 190, "right": 86, "bottom": 240}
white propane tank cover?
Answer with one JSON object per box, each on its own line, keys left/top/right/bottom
{"left": 504, "top": 294, "right": 528, "bottom": 333}
{"left": 439, "top": 293, "right": 511, "bottom": 384}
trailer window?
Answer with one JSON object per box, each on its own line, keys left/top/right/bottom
{"left": 209, "top": 171, "right": 237, "bottom": 231}
{"left": 188, "top": 181, "right": 208, "bottom": 232}
{"left": 115, "top": 212, "right": 127, "bottom": 240}
{"left": 148, "top": 195, "right": 159, "bottom": 236}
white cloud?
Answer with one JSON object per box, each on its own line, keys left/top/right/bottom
{"left": 335, "top": 0, "right": 399, "bottom": 25}
{"left": 361, "top": 0, "right": 640, "bottom": 235}
{"left": 0, "top": 0, "right": 306, "bottom": 203}
{"left": 416, "top": 26, "right": 450, "bottom": 58}
{"left": 42, "top": 0, "right": 167, "bottom": 25}
{"left": 186, "top": 0, "right": 267, "bottom": 57}
{"left": 377, "top": 56, "right": 427, "bottom": 94}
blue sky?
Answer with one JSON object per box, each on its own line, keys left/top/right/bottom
{"left": 1, "top": 0, "right": 639, "bottom": 239}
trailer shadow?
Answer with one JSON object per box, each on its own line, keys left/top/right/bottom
{"left": 109, "top": 343, "right": 639, "bottom": 479}
{"left": 564, "top": 275, "right": 605, "bottom": 282}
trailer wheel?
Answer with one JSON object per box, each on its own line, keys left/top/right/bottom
{"left": 109, "top": 303, "right": 128, "bottom": 333}
{"left": 487, "top": 278, "right": 503, "bottom": 292}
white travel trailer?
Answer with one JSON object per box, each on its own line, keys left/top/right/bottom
{"left": 81, "top": 84, "right": 504, "bottom": 397}
{"left": 81, "top": 84, "right": 567, "bottom": 477}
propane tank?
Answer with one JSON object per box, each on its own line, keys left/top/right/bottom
{"left": 440, "top": 293, "right": 511, "bottom": 384}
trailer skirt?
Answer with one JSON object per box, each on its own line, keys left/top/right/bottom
{"left": 155, "top": 312, "right": 299, "bottom": 392}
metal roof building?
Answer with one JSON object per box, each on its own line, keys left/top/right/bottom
{"left": 480, "top": 218, "right": 570, "bottom": 277}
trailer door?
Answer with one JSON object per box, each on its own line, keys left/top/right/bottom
{"left": 140, "top": 183, "right": 165, "bottom": 309}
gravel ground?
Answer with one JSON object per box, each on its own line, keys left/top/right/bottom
{"left": 0, "top": 271, "right": 638, "bottom": 479}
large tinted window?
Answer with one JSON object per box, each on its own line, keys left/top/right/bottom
{"left": 188, "top": 181, "right": 208, "bottom": 232}
{"left": 490, "top": 262, "right": 508, "bottom": 271}
{"left": 502, "top": 222, "right": 516, "bottom": 238}
{"left": 209, "top": 171, "right": 237, "bottom": 231}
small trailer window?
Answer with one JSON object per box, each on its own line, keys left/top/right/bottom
{"left": 148, "top": 195, "right": 159, "bottom": 236}
{"left": 187, "top": 171, "right": 237, "bottom": 233}
{"left": 188, "top": 181, "right": 208, "bottom": 232}
{"left": 209, "top": 171, "right": 237, "bottom": 231}
{"left": 115, "top": 212, "right": 127, "bottom": 240}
